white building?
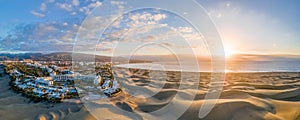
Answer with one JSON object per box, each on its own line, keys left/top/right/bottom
{"left": 94, "top": 76, "right": 102, "bottom": 85}
{"left": 53, "top": 75, "right": 74, "bottom": 81}
{"left": 35, "top": 77, "right": 54, "bottom": 86}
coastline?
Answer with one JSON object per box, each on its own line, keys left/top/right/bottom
{"left": 114, "top": 65, "right": 300, "bottom": 74}
{"left": 113, "top": 63, "right": 300, "bottom": 73}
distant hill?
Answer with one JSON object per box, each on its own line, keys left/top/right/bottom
{"left": 0, "top": 52, "right": 149, "bottom": 63}
{"left": 0, "top": 52, "right": 110, "bottom": 62}
{"left": 1, "top": 52, "right": 300, "bottom": 63}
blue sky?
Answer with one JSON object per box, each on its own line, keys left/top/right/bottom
{"left": 0, "top": 0, "right": 299, "bottom": 55}
{"left": 197, "top": 0, "right": 300, "bottom": 55}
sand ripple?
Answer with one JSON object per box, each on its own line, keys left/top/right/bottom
{"left": 2, "top": 65, "right": 300, "bottom": 120}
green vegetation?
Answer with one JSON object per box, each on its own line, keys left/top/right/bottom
{"left": 108, "top": 80, "right": 113, "bottom": 87}
{"left": 4, "top": 63, "right": 14, "bottom": 74}
{"left": 14, "top": 63, "right": 49, "bottom": 77}
{"left": 4, "top": 63, "right": 49, "bottom": 77}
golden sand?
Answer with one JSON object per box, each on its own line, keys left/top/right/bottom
{"left": 1, "top": 66, "right": 300, "bottom": 120}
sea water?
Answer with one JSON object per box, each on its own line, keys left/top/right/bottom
{"left": 115, "top": 61, "right": 300, "bottom": 73}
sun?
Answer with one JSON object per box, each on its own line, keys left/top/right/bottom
{"left": 224, "top": 46, "right": 234, "bottom": 57}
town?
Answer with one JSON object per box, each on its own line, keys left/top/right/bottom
{"left": 2, "top": 60, "right": 122, "bottom": 103}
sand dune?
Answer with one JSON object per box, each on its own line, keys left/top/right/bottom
{"left": 87, "top": 68, "right": 300, "bottom": 120}
{"left": 1, "top": 65, "right": 300, "bottom": 120}
{"left": 0, "top": 65, "right": 96, "bottom": 120}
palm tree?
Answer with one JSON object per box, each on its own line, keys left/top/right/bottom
{"left": 43, "top": 93, "right": 49, "bottom": 100}
{"left": 28, "top": 85, "right": 34, "bottom": 97}
{"left": 108, "top": 80, "right": 113, "bottom": 88}
{"left": 42, "top": 88, "right": 46, "bottom": 93}
{"left": 59, "top": 93, "right": 64, "bottom": 102}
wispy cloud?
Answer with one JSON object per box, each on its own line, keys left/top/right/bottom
{"left": 79, "top": 1, "right": 102, "bottom": 15}
{"left": 127, "top": 13, "right": 167, "bottom": 28}
{"left": 30, "top": 10, "right": 46, "bottom": 18}
{"left": 40, "top": 3, "right": 47, "bottom": 11}
{"left": 3, "top": 0, "right": 207, "bottom": 55}
{"left": 72, "top": 0, "right": 80, "bottom": 6}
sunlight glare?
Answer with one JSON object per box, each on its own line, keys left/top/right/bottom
{"left": 224, "top": 46, "right": 234, "bottom": 57}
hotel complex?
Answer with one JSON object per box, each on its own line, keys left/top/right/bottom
{"left": 3, "top": 61, "right": 122, "bottom": 102}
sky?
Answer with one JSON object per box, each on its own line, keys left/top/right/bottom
{"left": 0, "top": 0, "right": 299, "bottom": 56}
{"left": 198, "top": 0, "right": 300, "bottom": 55}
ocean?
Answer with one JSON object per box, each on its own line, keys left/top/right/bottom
{"left": 115, "top": 61, "right": 300, "bottom": 73}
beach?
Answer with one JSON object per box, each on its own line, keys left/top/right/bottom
{"left": 1, "top": 65, "right": 300, "bottom": 120}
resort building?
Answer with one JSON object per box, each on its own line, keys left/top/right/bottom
{"left": 35, "top": 77, "right": 54, "bottom": 86}
{"left": 10, "top": 69, "right": 23, "bottom": 76}
{"left": 5, "top": 62, "right": 79, "bottom": 102}
{"left": 53, "top": 75, "right": 74, "bottom": 81}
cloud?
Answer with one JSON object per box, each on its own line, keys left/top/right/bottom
{"left": 110, "top": 1, "right": 124, "bottom": 5}
{"left": 0, "top": 18, "right": 82, "bottom": 52}
{"left": 79, "top": 7, "right": 90, "bottom": 15}
{"left": 47, "top": 0, "right": 55, "bottom": 3}
{"left": 40, "top": 3, "right": 47, "bottom": 11}
{"left": 88, "top": 1, "right": 102, "bottom": 8}
{"left": 77, "top": 11, "right": 169, "bottom": 49}
{"left": 79, "top": 1, "right": 102, "bottom": 15}
{"left": 72, "top": 0, "right": 80, "bottom": 6}
{"left": 177, "top": 27, "right": 193, "bottom": 33}
{"left": 40, "top": 24, "right": 57, "bottom": 31}
{"left": 56, "top": 3, "right": 73, "bottom": 12}
{"left": 153, "top": 14, "right": 167, "bottom": 21}
{"left": 30, "top": 11, "right": 46, "bottom": 18}
{"left": 60, "top": 31, "right": 75, "bottom": 43}
{"left": 63, "top": 22, "right": 68, "bottom": 26}
{"left": 96, "top": 43, "right": 114, "bottom": 52}
{"left": 127, "top": 13, "right": 167, "bottom": 28}
{"left": 70, "top": 12, "right": 77, "bottom": 15}
{"left": 129, "top": 13, "right": 167, "bottom": 22}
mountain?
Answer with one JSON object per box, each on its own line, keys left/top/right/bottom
{"left": 0, "top": 52, "right": 148, "bottom": 63}
{"left": 1, "top": 52, "right": 300, "bottom": 63}
{"left": 0, "top": 52, "right": 109, "bottom": 61}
